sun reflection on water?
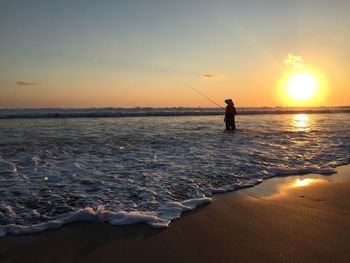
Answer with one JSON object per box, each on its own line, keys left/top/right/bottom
{"left": 263, "top": 177, "right": 329, "bottom": 198}
{"left": 293, "top": 178, "right": 316, "bottom": 187}
{"left": 292, "top": 114, "right": 310, "bottom": 131}
{"left": 244, "top": 175, "right": 330, "bottom": 198}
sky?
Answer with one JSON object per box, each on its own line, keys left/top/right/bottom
{"left": 0, "top": 0, "right": 349, "bottom": 108}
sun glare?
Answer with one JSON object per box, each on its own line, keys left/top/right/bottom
{"left": 277, "top": 67, "right": 327, "bottom": 107}
{"left": 292, "top": 178, "right": 327, "bottom": 188}
{"left": 292, "top": 114, "right": 310, "bottom": 132}
{"left": 293, "top": 178, "right": 314, "bottom": 187}
{"left": 287, "top": 72, "right": 317, "bottom": 100}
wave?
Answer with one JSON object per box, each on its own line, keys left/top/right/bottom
{"left": 0, "top": 198, "right": 212, "bottom": 237}
{"left": 1, "top": 107, "right": 350, "bottom": 119}
{"left": 1, "top": 162, "right": 348, "bottom": 237}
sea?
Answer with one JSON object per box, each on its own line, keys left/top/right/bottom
{"left": 0, "top": 107, "right": 350, "bottom": 237}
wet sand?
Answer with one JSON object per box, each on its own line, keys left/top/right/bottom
{"left": 1, "top": 165, "right": 350, "bottom": 263}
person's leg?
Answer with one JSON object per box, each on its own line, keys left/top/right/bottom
{"left": 225, "top": 119, "right": 230, "bottom": 130}
{"left": 232, "top": 116, "right": 236, "bottom": 130}
{"left": 228, "top": 118, "right": 234, "bottom": 130}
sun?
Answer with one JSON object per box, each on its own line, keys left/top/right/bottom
{"left": 287, "top": 72, "right": 318, "bottom": 101}
{"left": 277, "top": 67, "right": 328, "bottom": 106}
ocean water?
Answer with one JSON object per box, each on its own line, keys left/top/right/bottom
{"left": 0, "top": 109, "right": 350, "bottom": 236}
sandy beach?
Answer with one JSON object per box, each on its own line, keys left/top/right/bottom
{"left": 0, "top": 165, "right": 349, "bottom": 263}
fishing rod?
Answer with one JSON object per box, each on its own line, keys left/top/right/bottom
{"left": 185, "top": 84, "right": 225, "bottom": 110}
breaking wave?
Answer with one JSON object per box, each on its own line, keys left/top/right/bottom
{"left": 0, "top": 107, "right": 350, "bottom": 119}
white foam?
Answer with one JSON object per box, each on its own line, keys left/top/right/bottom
{"left": 156, "top": 197, "right": 212, "bottom": 220}
{"left": 0, "top": 197, "right": 213, "bottom": 237}
{"left": 205, "top": 185, "right": 235, "bottom": 196}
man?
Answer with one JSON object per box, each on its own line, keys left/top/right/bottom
{"left": 224, "top": 99, "right": 236, "bottom": 130}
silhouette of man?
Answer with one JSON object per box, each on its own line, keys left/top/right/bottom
{"left": 224, "top": 99, "right": 236, "bottom": 130}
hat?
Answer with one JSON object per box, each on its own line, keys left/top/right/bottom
{"left": 225, "top": 99, "right": 234, "bottom": 105}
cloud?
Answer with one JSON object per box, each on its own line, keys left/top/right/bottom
{"left": 201, "top": 73, "right": 226, "bottom": 80}
{"left": 16, "top": 80, "right": 41, "bottom": 86}
{"left": 284, "top": 53, "right": 304, "bottom": 68}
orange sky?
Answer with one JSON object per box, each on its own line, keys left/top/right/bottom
{"left": 0, "top": 1, "right": 349, "bottom": 108}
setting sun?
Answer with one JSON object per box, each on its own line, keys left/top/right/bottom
{"left": 287, "top": 72, "right": 318, "bottom": 101}
{"left": 278, "top": 66, "right": 328, "bottom": 107}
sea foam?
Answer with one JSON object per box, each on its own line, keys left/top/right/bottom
{"left": 0, "top": 198, "right": 212, "bottom": 237}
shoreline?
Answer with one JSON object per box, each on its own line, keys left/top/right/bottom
{"left": 1, "top": 164, "right": 350, "bottom": 262}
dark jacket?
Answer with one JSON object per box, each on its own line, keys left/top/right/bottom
{"left": 225, "top": 105, "right": 236, "bottom": 119}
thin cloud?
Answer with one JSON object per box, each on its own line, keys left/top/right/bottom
{"left": 201, "top": 73, "right": 226, "bottom": 80}
{"left": 284, "top": 53, "right": 304, "bottom": 68}
{"left": 16, "top": 80, "right": 41, "bottom": 86}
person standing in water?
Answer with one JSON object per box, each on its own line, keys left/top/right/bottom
{"left": 224, "top": 99, "right": 236, "bottom": 130}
